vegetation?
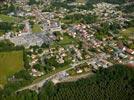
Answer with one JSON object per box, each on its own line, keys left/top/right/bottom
{"left": 0, "top": 51, "right": 24, "bottom": 85}
{"left": 28, "top": 0, "right": 37, "bottom": 5}
{"left": 39, "top": 81, "right": 55, "bottom": 100}
{"left": 0, "top": 3, "right": 16, "bottom": 14}
{"left": 0, "top": 22, "right": 24, "bottom": 36}
{"left": 86, "top": 0, "right": 126, "bottom": 5}
{"left": 123, "top": 4, "right": 134, "bottom": 13}
{"left": 76, "top": 0, "right": 85, "bottom": 3}
{"left": 120, "top": 27, "right": 134, "bottom": 35}
{"left": 2, "top": 70, "right": 33, "bottom": 96}
{"left": 45, "top": 64, "right": 134, "bottom": 100}
{"left": 50, "top": 33, "right": 78, "bottom": 47}
{"left": 125, "top": 19, "right": 134, "bottom": 28}
{"left": 32, "top": 24, "right": 42, "bottom": 33}
{"left": 0, "top": 14, "right": 17, "bottom": 23}
{"left": 0, "top": 40, "right": 31, "bottom": 91}
{"left": 1, "top": 64, "right": 134, "bottom": 100}
{"left": 62, "top": 14, "right": 97, "bottom": 24}
{"left": 0, "top": 40, "right": 23, "bottom": 52}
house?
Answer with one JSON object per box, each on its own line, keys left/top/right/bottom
{"left": 127, "top": 61, "right": 134, "bottom": 67}
{"left": 126, "top": 48, "right": 134, "bottom": 55}
{"left": 76, "top": 68, "right": 83, "bottom": 74}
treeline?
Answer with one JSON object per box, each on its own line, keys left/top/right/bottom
{"left": 0, "top": 22, "right": 24, "bottom": 34}
{"left": 1, "top": 64, "right": 134, "bottom": 100}
{"left": 1, "top": 70, "right": 33, "bottom": 96}
{"left": 47, "top": 64, "right": 134, "bottom": 100}
{"left": 0, "top": 40, "right": 32, "bottom": 93}
{"left": 0, "top": 40, "right": 30, "bottom": 69}
{"left": 123, "top": 4, "right": 134, "bottom": 13}
{"left": 63, "top": 14, "right": 97, "bottom": 24}
{"left": 86, "top": 0, "right": 126, "bottom": 5}
{"left": 0, "top": 3, "right": 15, "bottom": 14}
{"left": 0, "top": 40, "right": 24, "bottom": 52}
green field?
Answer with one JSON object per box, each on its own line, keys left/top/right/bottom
{"left": 32, "top": 24, "right": 42, "bottom": 33}
{"left": 58, "top": 35, "right": 76, "bottom": 45}
{"left": 0, "top": 14, "right": 17, "bottom": 23}
{"left": 120, "top": 27, "right": 134, "bottom": 37}
{"left": 51, "top": 35, "right": 78, "bottom": 47}
{"left": 0, "top": 51, "right": 24, "bottom": 86}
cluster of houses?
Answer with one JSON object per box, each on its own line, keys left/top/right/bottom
{"left": 87, "top": 54, "right": 113, "bottom": 70}
{"left": 93, "top": 2, "right": 119, "bottom": 18}
{"left": 67, "top": 24, "right": 89, "bottom": 39}
{"left": 92, "top": 2, "right": 129, "bottom": 28}
{"left": 56, "top": 47, "right": 67, "bottom": 64}
{"left": 0, "top": 7, "right": 61, "bottom": 48}
{"left": 1, "top": 0, "right": 133, "bottom": 80}
{"left": 68, "top": 45, "right": 83, "bottom": 61}
{"left": 89, "top": 58, "right": 113, "bottom": 70}
{"left": 30, "top": 69, "right": 44, "bottom": 77}
{"left": 32, "top": 8, "right": 61, "bottom": 32}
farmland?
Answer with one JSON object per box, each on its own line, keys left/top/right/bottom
{"left": 0, "top": 51, "right": 24, "bottom": 86}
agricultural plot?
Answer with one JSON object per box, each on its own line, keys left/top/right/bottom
{"left": 0, "top": 51, "right": 24, "bottom": 86}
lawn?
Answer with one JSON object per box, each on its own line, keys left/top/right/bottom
{"left": 58, "top": 35, "right": 76, "bottom": 45}
{"left": 50, "top": 34, "right": 78, "bottom": 47}
{"left": 0, "top": 14, "right": 17, "bottom": 23}
{"left": 32, "top": 24, "right": 42, "bottom": 33}
{"left": 0, "top": 51, "right": 24, "bottom": 86}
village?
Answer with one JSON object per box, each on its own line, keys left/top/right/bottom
{"left": 0, "top": 0, "right": 133, "bottom": 91}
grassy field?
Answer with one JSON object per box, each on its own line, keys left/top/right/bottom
{"left": 0, "top": 14, "right": 18, "bottom": 23}
{"left": 58, "top": 35, "right": 76, "bottom": 45}
{"left": 0, "top": 51, "right": 24, "bottom": 86}
{"left": 120, "top": 27, "right": 134, "bottom": 37}
{"left": 32, "top": 24, "right": 42, "bottom": 33}
{"left": 50, "top": 35, "right": 78, "bottom": 47}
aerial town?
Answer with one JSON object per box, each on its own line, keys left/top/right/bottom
{"left": 0, "top": 0, "right": 134, "bottom": 100}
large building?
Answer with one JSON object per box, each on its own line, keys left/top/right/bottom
{"left": 10, "top": 33, "right": 55, "bottom": 48}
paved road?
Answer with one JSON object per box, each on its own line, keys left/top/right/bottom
{"left": 17, "top": 60, "right": 88, "bottom": 92}
{"left": 60, "top": 72, "right": 93, "bottom": 83}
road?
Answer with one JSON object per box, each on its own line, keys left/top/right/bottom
{"left": 17, "top": 60, "right": 88, "bottom": 92}
{"left": 60, "top": 72, "right": 93, "bottom": 83}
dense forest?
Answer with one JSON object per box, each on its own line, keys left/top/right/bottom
{"left": 1, "top": 64, "right": 134, "bottom": 100}
{"left": 86, "top": 0, "right": 127, "bottom": 5}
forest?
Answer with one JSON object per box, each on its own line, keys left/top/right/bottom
{"left": 0, "top": 64, "right": 134, "bottom": 100}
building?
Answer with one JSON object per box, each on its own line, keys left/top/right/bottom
{"left": 9, "top": 33, "right": 55, "bottom": 48}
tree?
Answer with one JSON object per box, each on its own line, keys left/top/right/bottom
{"left": 28, "top": 0, "right": 37, "bottom": 5}
{"left": 39, "top": 81, "right": 55, "bottom": 100}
